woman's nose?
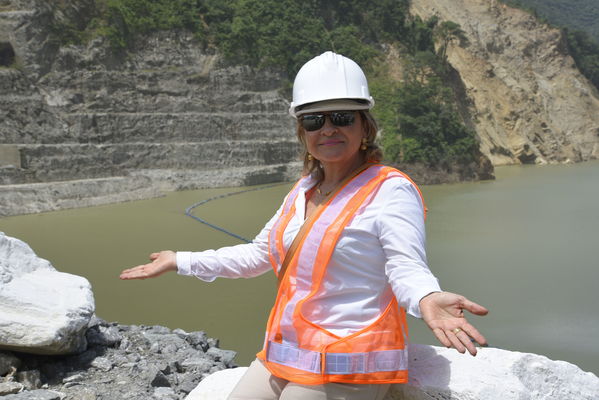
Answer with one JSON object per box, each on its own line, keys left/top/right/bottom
{"left": 320, "top": 116, "right": 337, "bottom": 135}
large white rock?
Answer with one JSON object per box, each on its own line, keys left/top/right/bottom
{"left": 186, "top": 344, "right": 599, "bottom": 400}
{"left": 0, "top": 232, "right": 95, "bottom": 355}
{"left": 387, "top": 344, "right": 599, "bottom": 399}
{"left": 187, "top": 367, "right": 247, "bottom": 400}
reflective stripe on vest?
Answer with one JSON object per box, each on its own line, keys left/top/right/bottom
{"left": 266, "top": 340, "right": 408, "bottom": 375}
{"left": 258, "top": 165, "right": 424, "bottom": 385}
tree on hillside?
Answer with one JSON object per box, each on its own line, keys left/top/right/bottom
{"left": 403, "top": 15, "right": 437, "bottom": 55}
{"left": 375, "top": 52, "right": 477, "bottom": 167}
{"left": 565, "top": 28, "right": 599, "bottom": 90}
{"left": 433, "top": 21, "right": 468, "bottom": 71}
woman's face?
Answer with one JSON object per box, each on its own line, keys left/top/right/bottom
{"left": 302, "top": 111, "right": 366, "bottom": 168}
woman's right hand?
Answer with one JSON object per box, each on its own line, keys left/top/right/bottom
{"left": 119, "top": 251, "right": 177, "bottom": 280}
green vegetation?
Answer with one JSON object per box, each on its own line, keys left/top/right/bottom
{"left": 370, "top": 16, "right": 477, "bottom": 168}
{"left": 50, "top": 0, "right": 205, "bottom": 49}
{"left": 98, "top": 0, "right": 205, "bottom": 48}
{"left": 51, "top": 0, "right": 479, "bottom": 169}
{"left": 51, "top": 0, "right": 409, "bottom": 75}
{"left": 204, "top": 0, "right": 411, "bottom": 78}
{"left": 565, "top": 29, "right": 599, "bottom": 90}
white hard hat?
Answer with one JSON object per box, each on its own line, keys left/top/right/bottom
{"left": 289, "top": 51, "right": 374, "bottom": 117}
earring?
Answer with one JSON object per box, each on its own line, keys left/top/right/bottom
{"left": 307, "top": 153, "right": 313, "bottom": 161}
{"left": 360, "top": 138, "right": 368, "bottom": 151}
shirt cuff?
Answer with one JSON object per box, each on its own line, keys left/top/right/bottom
{"left": 408, "top": 287, "right": 442, "bottom": 319}
{"left": 176, "top": 251, "right": 192, "bottom": 276}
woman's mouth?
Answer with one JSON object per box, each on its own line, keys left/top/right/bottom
{"left": 319, "top": 139, "right": 344, "bottom": 146}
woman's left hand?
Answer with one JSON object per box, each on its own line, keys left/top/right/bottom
{"left": 419, "top": 291, "right": 488, "bottom": 356}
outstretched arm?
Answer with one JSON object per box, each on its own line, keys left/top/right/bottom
{"left": 119, "top": 250, "right": 177, "bottom": 280}
{"left": 419, "top": 291, "right": 489, "bottom": 356}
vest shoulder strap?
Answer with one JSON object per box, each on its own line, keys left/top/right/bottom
{"left": 276, "top": 163, "right": 372, "bottom": 286}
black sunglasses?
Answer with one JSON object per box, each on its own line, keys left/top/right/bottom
{"left": 300, "top": 111, "right": 356, "bottom": 132}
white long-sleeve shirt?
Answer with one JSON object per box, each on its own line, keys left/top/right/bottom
{"left": 177, "top": 175, "right": 441, "bottom": 337}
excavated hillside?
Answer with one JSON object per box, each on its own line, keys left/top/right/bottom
{"left": 0, "top": 0, "right": 299, "bottom": 216}
{"left": 2, "top": 0, "right": 599, "bottom": 216}
{"left": 411, "top": 0, "right": 599, "bottom": 165}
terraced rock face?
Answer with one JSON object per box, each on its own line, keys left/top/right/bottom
{"left": 0, "top": 0, "right": 300, "bottom": 216}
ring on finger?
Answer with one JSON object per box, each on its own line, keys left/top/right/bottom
{"left": 452, "top": 328, "right": 462, "bottom": 334}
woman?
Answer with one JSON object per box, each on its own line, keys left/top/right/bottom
{"left": 120, "top": 51, "right": 488, "bottom": 400}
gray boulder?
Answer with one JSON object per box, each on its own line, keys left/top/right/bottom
{"left": 0, "top": 232, "right": 95, "bottom": 354}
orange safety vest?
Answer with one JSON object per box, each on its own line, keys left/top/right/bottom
{"left": 256, "top": 164, "right": 426, "bottom": 385}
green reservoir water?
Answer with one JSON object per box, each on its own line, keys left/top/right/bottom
{"left": 1, "top": 161, "right": 598, "bottom": 376}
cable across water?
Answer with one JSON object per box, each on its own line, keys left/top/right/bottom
{"left": 184, "top": 183, "right": 288, "bottom": 243}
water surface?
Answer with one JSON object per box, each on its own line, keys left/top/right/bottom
{"left": 1, "top": 161, "right": 598, "bottom": 375}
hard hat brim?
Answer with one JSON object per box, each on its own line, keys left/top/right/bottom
{"left": 292, "top": 98, "right": 374, "bottom": 118}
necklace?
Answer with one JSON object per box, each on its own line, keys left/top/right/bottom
{"left": 316, "top": 184, "right": 333, "bottom": 196}
{"left": 315, "top": 162, "right": 372, "bottom": 198}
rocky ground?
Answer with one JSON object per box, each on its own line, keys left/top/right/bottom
{"left": 0, "top": 317, "right": 237, "bottom": 400}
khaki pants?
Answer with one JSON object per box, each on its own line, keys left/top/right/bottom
{"left": 227, "top": 359, "right": 391, "bottom": 400}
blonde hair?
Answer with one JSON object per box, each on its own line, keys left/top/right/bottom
{"left": 296, "top": 110, "right": 383, "bottom": 182}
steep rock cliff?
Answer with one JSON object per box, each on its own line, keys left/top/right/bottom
{"left": 411, "top": 0, "right": 599, "bottom": 165}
